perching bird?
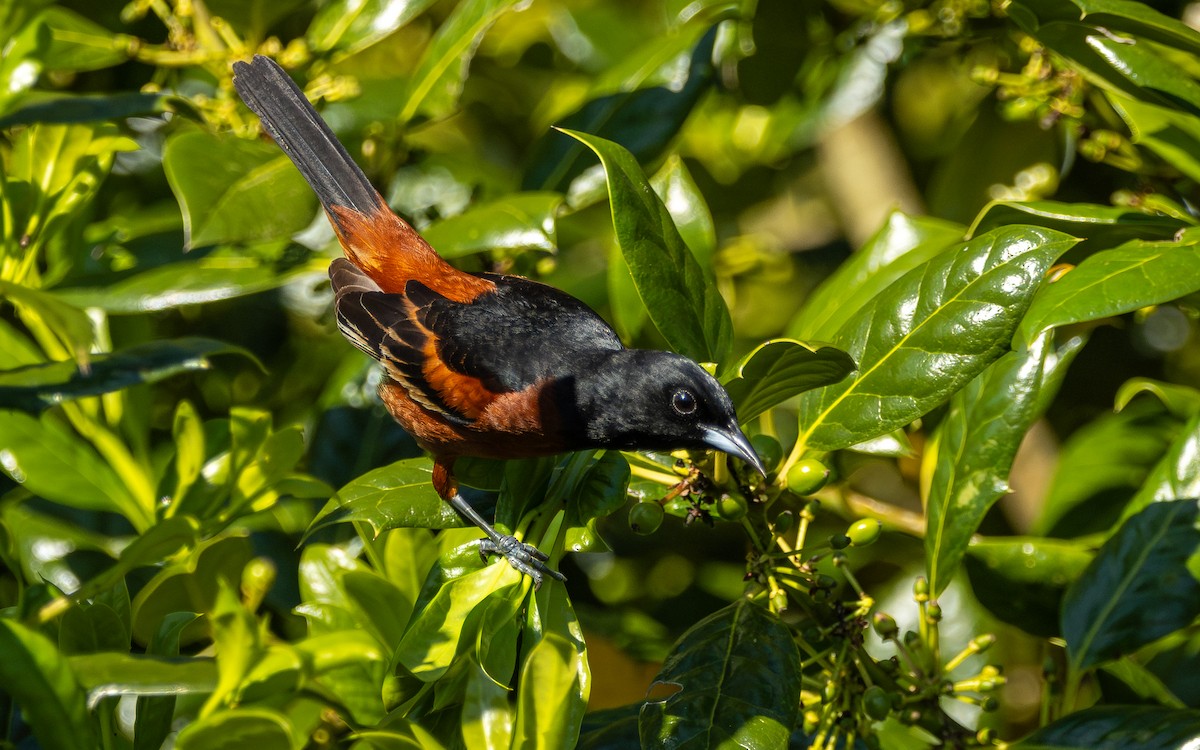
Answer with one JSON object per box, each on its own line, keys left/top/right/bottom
{"left": 232, "top": 55, "right": 763, "bottom": 586}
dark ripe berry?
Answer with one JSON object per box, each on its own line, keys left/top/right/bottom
{"left": 750, "top": 434, "right": 783, "bottom": 473}
{"left": 629, "top": 501, "right": 665, "bottom": 535}
{"left": 830, "top": 534, "right": 851, "bottom": 550}
{"left": 846, "top": 518, "right": 882, "bottom": 546}
{"left": 862, "top": 685, "right": 891, "bottom": 721}
{"left": 786, "top": 458, "right": 830, "bottom": 495}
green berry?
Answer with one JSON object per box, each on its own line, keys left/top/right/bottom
{"left": 829, "top": 534, "right": 850, "bottom": 550}
{"left": 873, "top": 612, "right": 898, "bottom": 639}
{"left": 846, "top": 518, "right": 882, "bottom": 547}
{"left": 716, "top": 494, "right": 747, "bottom": 520}
{"left": 862, "top": 685, "right": 891, "bottom": 721}
{"left": 786, "top": 458, "right": 830, "bottom": 495}
{"left": 749, "top": 434, "right": 783, "bottom": 473}
{"left": 773, "top": 510, "right": 794, "bottom": 535}
{"left": 629, "top": 501, "right": 664, "bottom": 535}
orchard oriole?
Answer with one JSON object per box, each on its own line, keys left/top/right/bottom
{"left": 233, "top": 55, "right": 764, "bottom": 586}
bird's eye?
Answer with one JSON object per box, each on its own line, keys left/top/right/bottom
{"left": 671, "top": 389, "right": 697, "bottom": 416}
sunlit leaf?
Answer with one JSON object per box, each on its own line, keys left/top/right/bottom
{"left": 1123, "top": 412, "right": 1200, "bottom": 519}
{"left": 0, "top": 620, "right": 96, "bottom": 750}
{"left": 965, "top": 536, "right": 1093, "bottom": 638}
{"left": 308, "top": 457, "right": 462, "bottom": 539}
{"left": 423, "top": 192, "right": 563, "bottom": 258}
{"left": 1115, "top": 378, "right": 1200, "bottom": 419}
{"left": 175, "top": 708, "right": 293, "bottom": 750}
{"left": 721, "top": 339, "right": 856, "bottom": 423}
{"left": 309, "top": 0, "right": 435, "bottom": 56}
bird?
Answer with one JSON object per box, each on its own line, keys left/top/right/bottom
{"left": 232, "top": 55, "right": 764, "bottom": 587}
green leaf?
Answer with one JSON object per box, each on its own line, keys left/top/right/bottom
{"left": 422, "top": 192, "right": 563, "bottom": 259}
{"left": 342, "top": 570, "right": 414, "bottom": 650}
{"left": 1035, "top": 400, "right": 1179, "bottom": 536}
{"left": 1111, "top": 95, "right": 1200, "bottom": 184}
{"left": 720, "top": 339, "right": 856, "bottom": 423}
{"left": 1020, "top": 232, "right": 1200, "bottom": 341}
{"left": 1008, "top": 0, "right": 1200, "bottom": 56}
{"left": 0, "top": 91, "right": 167, "bottom": 128}
{"left": 1123, "top": 412, "right": 1200, "bottom": 519}
{"left": 578, "top": 704, "right": 642, "bottom": 750}
{"left": 53, "top": 256, "right": 321, "bottom": 313}
{"left": 59, "top": 602, "right": 127, "bottom": 654}
{"left": 136, "top": 613, "right": 202, "bottom": 750}
{"left": 1100, "top": 659, "right": 1186, "bottom": 709}
{"left": 0, "top": 338, "right": 254, "bottom": 413}
{"left": 67, "top": 651, "right": 216, "bottom": 707}
{"left": 796, "top": 226, "right": 1076, "bottom": 451}
{"left": 463, "top": 660, "right": 516, "bottom": 748}
{"left": 523, "top": 23, "right": 718, "bottom": 193}
{"left": 163, "top": 127, "right": 316, "bottom": 248}
{"left": 790, "top": 211, "right": 966, "bottom": 341}
{"left": 514, "top": 633, "right": 588, "bottom": 750}
{"left": 399, "top": 0, "right": 521, "bottom": 122}
{"left": 968, "top": 199, "right": 1186, "bottom": 246}
{"left": 1013, "top": 706, "right": 1200, "bottom": 750}
{"left": 0, "top": 280, "right": 94, "bottom": 362}
{"left": 205, "top": 0, "right": 309, "bottom": 38}
{"left": 175, "top": 708, "right": 293, "bottom": 750}
{"left": 639, "top": 599, "right": 800, "bottom": 749}
{"left": 38, "top": 6, "right": 129, "bottom": 72}
{"left": 0, "top": 619, "right": 96, "bottom": 750}
{"left": 965, "top": 537, "right": 1093, "bottom": 638}
{"left": 564, "top": 129, "right": 732, "bottom": 363}
{"left": 308, "top": 457, "right": 463, "bottom": 540}
{"left": 1062, "top": 499, "right": 1200, "bottom": 672}
{"left": 567, "top": 450, "right": 631, "bottom": 531}
{"left": 0, "top": 410, "right": 143, "bottom": 519}
{"left": 651, "top": 155, "right": 716, "bottom": 269}
{"left": 395, "top": 562, "right": 521, "bottom": 681}
{"left": 925, "top": 332, "right": 1080, "bottom": 594}
{"left": 1115, "top": 378, "right": 1200, "bottom": 419}
{"left": 309, "top": 0, "right": 435, "bottom": 56}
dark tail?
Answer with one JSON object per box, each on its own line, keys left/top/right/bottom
{"left": 232, "top": 55, "right": 382, "bottom": 218}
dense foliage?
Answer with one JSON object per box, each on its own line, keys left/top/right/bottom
{"left": 2, "top": 0, "right": 1200, "bottom": 748}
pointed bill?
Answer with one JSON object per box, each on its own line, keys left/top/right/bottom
{"left": 702, "top": 424, "right": 766, "bottom": 476}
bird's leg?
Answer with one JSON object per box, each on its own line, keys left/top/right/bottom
{"left": 433, "top": 459, "right": 565, "bottom": 588}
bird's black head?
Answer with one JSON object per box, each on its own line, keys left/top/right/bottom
{"left": 568, "top": 349, "right": 765, "bottom": 475}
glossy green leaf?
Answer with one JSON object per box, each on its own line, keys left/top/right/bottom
{"left": 175, "top": 708, "right": 293, "bottom": 750}
{"left": 0, "top": 410, "right": 143, "bottom": 519}
{"left": 1115, "top": 378, "right": 1200, "bottom": 419}
{"left": 0, "top": 338, "right": 253, "bottom": 413}
{"left": 135, "top": 613, "right": 202, "bottom": 750}
{"left": 968, "top": 199, "right": 1186, "bottom": 245}
{"left": 1100, "top": 659, "right": 1186, "bottom": 709}
{"left": 163, "top": 128, "right": 316, "bottom": 248}
{"left": 1111, "top": 95, "right": 1200, "bottom": 183}
{"left": 639, "top": 599, "right": 800, "bottom": 749}
{"left": 352, "top": 725, "right": 448, "bottom": 750}
{"left": 567, "top": 450, "right": 631, "bottom": 531}
{"left": 0, "top": 619, "right": 96, "bottom": 750}
{"left": 796, "top": 226, "right": 1076, "bottom": 451}
{"left": 476, "top": 588, "right": 525, "bottom": 687}
{"left": 297, "top": 543, "right": 365, "bottom": 635}
{"left": 1021, "top": 232, "right": 1200, "bottom": 341}
{"left": 59, "top": 602, "right": 127, "bottom": 655}
{"left": 308, "top": 457, "right": 462, "bottom": 539}
{"left": 564, "top": 129, "right": 732, "bottom": 363}
{"left": 925, "top": 332, "right": 1080, "bottom": 595}
{"left": 399, "top": 0, "right": 520, "bottom": 122}
{"left": 523, "top": 24, "right": 718, "bottom": 193}
{"left": 1034, "top": 21, "right": 1200, "bottom": 117}
{"left": 1036, "top": 400, "right": 1179, "bottom": 536}
{"left": 203, "top": 581, "right": 263, "bottom": 716}
{"left": 514, "top": 633, "right": 588, "bottom": 750}
{"left": 309, "top": 0, "right": 434, "bottom": 55}
{"left": 1062, "top": 499, "right": 1200, "bottom": 672}
{"left": 1008, "top": 0, "right": 1200, "bottom": 56}
{"left": 1013, "top": 706, "right": 1200, "bottom": 750}
{"left": 423, "top": 192, "right": 563, "bottom": 259}
{"left": 965, "top": 537, "right": 1093, "bottom": 638}
{"left": 651, "top": 156, "right": 715, "bottom": 269}
{"left": 1123, "top": 412, "right": 1200, "bottom": 518}
{"left": 395, "top": 562, "right": 521, "bottom": 681}
{"left": 720, "top": 339, "right": 856, "bottom": 423}
{"left": 342, "top": 569, "right": 413, "bottom": 650}
{"left": 463, "top": 660, "right": 516, "bottom": 749}
{"left": 54, "top": 257, "right": 322, "bottom": 313}
{"left": 790, "top": 211, "right": 966, "bottom": 341}
{"left": 578, "top": 704, "right": 642, "bottom": 750}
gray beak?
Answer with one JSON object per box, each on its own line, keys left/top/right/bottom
{"left": 702, "top": 424, "right": 766, "bottom": 477}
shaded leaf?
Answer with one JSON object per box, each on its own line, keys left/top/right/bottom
{"left": 790, "top": 211, "right": 966, "bottom": 341}
{"left": 564, "top": 129, "right": 731, "bottom": 363}
{"left": 0, "top": 619, "right": 96, "bottom": 750}
{"left": 1020, "top": 231, "right": 1200, "bottom": 341}
{"left": 1014, "top": 706, "right": 1200, "bottom": 750}
{"left": 796, "top": 226, "right": 1076, "bottom": 452}
{"left": 969, "top": 199, "right": 1187, "bottom": 244}
{"left": 1123, "top": 412, "right": 1200, "bottom": 519}
{"left": 0, "top": 91, "right": 167, "bottom": 128}
{"left": 1115, "top": 378, "right": 1200, "bottom": 419}
{"left": 175, "top": 708, "right": 293, "bottom": 750}
{"left": 639, "top": 599, "right": 800, "bottom": 749}
{"left": 0, "top": 338, "right": 255, "bottom": 414}
{"left": 1099, "top": 659, "right": 1186, "bottom": 709}
{"left": 38, "top": 6, "right": 129, "bottom": 72}
{"left": 721, "top": 339, "right": 856, "bottom": 423}
{"left": 1062, "top": 499, "right": 1200, "bottom": 672}
{"left": 965, "top": 537, "right": 1093, "bottom": 638}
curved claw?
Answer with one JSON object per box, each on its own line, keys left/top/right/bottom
{"left": 479, "top": 535, "right": 566, "bottom": 589}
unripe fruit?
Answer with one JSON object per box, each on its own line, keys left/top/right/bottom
{"left": 863, "top": 685, "right": 891, "bottom": 721}
{"left": 786, "top": 458, "right": 830, "bottom": 495}
{"left": 716, "top": 494, "right": 747, "bottom": 520}
{"left": 629, "top": 501, "right": 664, "bottom": 535}
{"left": 830, "top": 534, "right": 851, "bottom": 550}
{"left": 873, "top": 612, "right": 899, "bottom": 639}
{"left": 750, "top": 434, "right": 783, "bottom": 473}
{"left": 846, "top": 518, "right": 882, "bottom": 547}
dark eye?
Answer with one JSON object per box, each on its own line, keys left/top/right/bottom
{"left": 671, "top": 389, "right": 697, "bottom": 416}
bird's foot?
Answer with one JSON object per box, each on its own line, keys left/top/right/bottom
{"left": 479, "top": 534, "right": 566, "bottom": 589}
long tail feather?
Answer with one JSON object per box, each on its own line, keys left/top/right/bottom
{"left": 232, "top": 55, "right": 382, "bottom": 219}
